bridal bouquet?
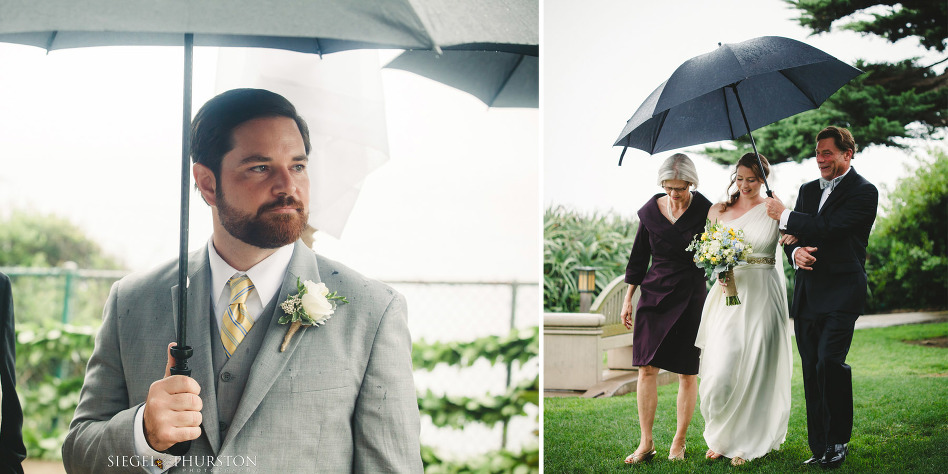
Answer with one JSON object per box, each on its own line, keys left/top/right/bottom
{"left": 686, "top": 221, "right": 753, "bottom": 305}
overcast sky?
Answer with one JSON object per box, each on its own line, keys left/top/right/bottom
{"left": 543, "top": 0, "right": 946, "bottom": 216}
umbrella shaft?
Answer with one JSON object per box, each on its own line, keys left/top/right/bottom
{"left": 730, "top": 85, "right": 772, "bottom": 197}
{"left": 176, "top": 34, "right": 193, "bottom": 353}
{"left": 166, "top": 33, "right": 195, "bottom": 459}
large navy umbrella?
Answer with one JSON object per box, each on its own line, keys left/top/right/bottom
{"left": 614, "top": 36, "right": 862, "bottom": 195}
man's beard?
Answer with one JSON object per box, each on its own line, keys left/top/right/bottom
{"left": 216, "top": 191, "right": 307, "bottom": 249}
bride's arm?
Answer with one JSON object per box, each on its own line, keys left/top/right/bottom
{"left": 778, "top": 232, "right": 799, "bottom": 245}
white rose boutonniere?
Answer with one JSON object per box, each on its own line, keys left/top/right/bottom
{"left": 279, "top": 278, "right": 348, "bottom": 351}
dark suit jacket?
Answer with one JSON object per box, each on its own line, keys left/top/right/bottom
{"left": 783, "top": 168, "right": 878, "bottom": 318}
{"left": 1, "top": 272, "right": 26, "bottom": 474}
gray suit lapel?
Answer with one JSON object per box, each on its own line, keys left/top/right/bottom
{"left": 222, "top": 241, "right": 321, "bottom": 450}
{"left": 171, "top": 247, "right": 221, "bottom": 455}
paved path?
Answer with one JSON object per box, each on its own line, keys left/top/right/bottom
{"left": 851, "top": 310, "right": 948, "bottom": 329}
{"left": 22, "top": 460, "right": 65, "bottom": 474}
{"left": 789, "top": 310, "right": 948, "bottom": 332}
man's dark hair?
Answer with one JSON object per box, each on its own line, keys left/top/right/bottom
{"left": 816, "top": 126, "right": 858, "bottom": 157}
{"left": 190, "top": 88, "right": 312, "bottom": 182}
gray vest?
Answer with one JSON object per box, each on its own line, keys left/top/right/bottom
{"left": 208, "top": 295, "right": 279, "bottom": 450}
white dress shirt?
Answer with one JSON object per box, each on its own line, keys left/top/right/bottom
{"left": 132, "top": 238, "right": 296, "bottom": 472}
{"left": 781, "top": 167, "right": 852, "bottom": 268}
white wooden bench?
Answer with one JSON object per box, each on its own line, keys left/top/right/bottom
{"left": 543, "top": 275, "right": 640, "bottom": 391}
{"left": 590, "top": 275, "right": 639, "bottom": 369}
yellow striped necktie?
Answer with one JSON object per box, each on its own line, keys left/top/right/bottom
{"left": 221, "top": 275, "right": 255, "bottom": 358}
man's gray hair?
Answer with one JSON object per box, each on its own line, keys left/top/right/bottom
{"left": 656, "top": 153, "right": 699, "bottom": 188}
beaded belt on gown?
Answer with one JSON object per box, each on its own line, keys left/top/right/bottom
{"left": 746, "top": 256, "right": 776, "bottom": 265}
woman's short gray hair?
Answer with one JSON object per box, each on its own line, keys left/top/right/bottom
{"left": 656, "top": 153, "right": 699, "bottom": 188}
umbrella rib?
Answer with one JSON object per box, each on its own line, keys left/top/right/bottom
{"left": 486, "top": 54, "right": 524, "bottom": 107}
{"left": 651, "top": 111, "right": 669, "bottom": 154}
{"left": 778, "top": 70, "right": 819, "bottom": 108}
{"left": 45, "top": 31, "right": 58, "bottom": 52}
{"left": 314, "top": 38, "right": 323, "bottom": 58}
{"left": 722, "top": 86, "right": 736, "bottom": 138}
{"left": 404, "top": 1, "right": 443, "bottom": 53}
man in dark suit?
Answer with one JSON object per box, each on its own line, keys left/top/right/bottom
{"left": 1, "top": 272, "right": 27, "bottom": 473}
{"left": 765, "top": 126, "right": 878, "bottom": 469}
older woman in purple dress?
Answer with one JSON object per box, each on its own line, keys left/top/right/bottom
{"left": 621, "top": 153, "right": 711, "bottom": 464}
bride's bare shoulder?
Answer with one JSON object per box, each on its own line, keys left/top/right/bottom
{"left": 707, "top": 202, "right": 726, "bottom": 220}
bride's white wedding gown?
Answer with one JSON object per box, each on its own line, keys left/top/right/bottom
{"left": 695, "top": 203, "right": 793, "bottom": 461}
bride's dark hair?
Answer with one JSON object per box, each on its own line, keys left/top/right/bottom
{"left": 721, "top": 153, "right": 770, "bottom": 212}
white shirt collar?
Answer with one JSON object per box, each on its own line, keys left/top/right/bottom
{"left": 207, "top": 237, "right": 296, "bottom": 310}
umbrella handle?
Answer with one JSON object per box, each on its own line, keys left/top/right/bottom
{"left": 163, "top": 345, "right": 195, "bottom": 456}
{"left": 169, "top": 345, "right": 192, "bottom": 376}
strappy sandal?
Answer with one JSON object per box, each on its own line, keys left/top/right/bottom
{"left": 706, "top": 449, "right": 722, "bottom": 460}
{"left": 731, "top": 456, "right": 746, "bottom": 466}
{"left": 668, "top": 444, "right": 686, "bottom": 460}
{"left": 624, "top": 446, "right": 656, "bottom": 464}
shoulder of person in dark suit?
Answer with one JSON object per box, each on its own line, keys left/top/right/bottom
{"left": 786, "top": 169, "right": 878, "bottom": 241}
{"left": 1, "top": 272, "right": 27, "bottom": 473}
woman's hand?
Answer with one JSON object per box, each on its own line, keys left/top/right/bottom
{"left": 621, "top": 284, "right": 638, "bottom": 329}
{"left": 621, "top": 301, "right": 634, "bottom": 329}
{"left": 718, "top": 272, "right": 729, "bottom": 292}
{"left": 779, "top": 232, "right": 799, "bottom": 246}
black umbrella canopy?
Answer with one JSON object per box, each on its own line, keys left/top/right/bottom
{"left": 383, "top": 0, "right": 539, "bottom": 108}
{"left": 385, "top": 50, "right": 538, "bottom": 107}
{"left": 614, "top": 36, "right": 862, "bottom": 155}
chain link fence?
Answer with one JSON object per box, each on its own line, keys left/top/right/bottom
{"left": 390, "top": 281, "right": 539, "bottom": 457}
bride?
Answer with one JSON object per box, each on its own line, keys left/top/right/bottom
{"left": 694, "top": 153, "right": 794, "bottom": 466}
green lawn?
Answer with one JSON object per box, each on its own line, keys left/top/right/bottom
{"left": 543, "top": 322, "right": 948, "bottom": 473}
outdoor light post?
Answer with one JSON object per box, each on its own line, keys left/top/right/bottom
{"left": 577, "top": 266, "right": 596, "bottom": 313}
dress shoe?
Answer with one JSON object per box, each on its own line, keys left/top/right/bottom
{"left": 820, "top": 443, "right": 848, "bottom": 469}
{"left": 803, "top": 454, "right": 822, "bottom": 465}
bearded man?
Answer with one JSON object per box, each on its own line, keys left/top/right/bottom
{"left": 63, "top": 89, "right": 422, "bottom": 473}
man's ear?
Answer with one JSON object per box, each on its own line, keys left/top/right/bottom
{"left": 193, "top": 163, "right": 217, "bottom": 206}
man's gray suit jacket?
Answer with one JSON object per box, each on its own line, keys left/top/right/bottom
{"left": 63, "top": 241, "right": 423, "bottom": 472}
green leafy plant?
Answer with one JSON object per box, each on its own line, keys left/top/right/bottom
{"left": 544, "top": 205, "right": 638, "bottom": 312}
{"left": 15, "top": 321, "right": 98, "bottom": 460}
{"left": 414, "top": 326, "right": 539, "bottom": 473}
{"left": 422, "top": 444, "right": 539, "bottom": 474}
{"left": 413, "top": 327, "right": 538, "bottom": 370}
{"left": 865, "top": 148, "right": 948, "bottom": 312}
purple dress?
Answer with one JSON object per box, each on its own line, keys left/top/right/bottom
{"left": 624, "top": 192, "right": 711, "bottom": 375}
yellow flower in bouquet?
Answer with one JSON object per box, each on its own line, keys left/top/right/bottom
{"left": 686, "top": 220, "right": 753, "bottom": 305}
